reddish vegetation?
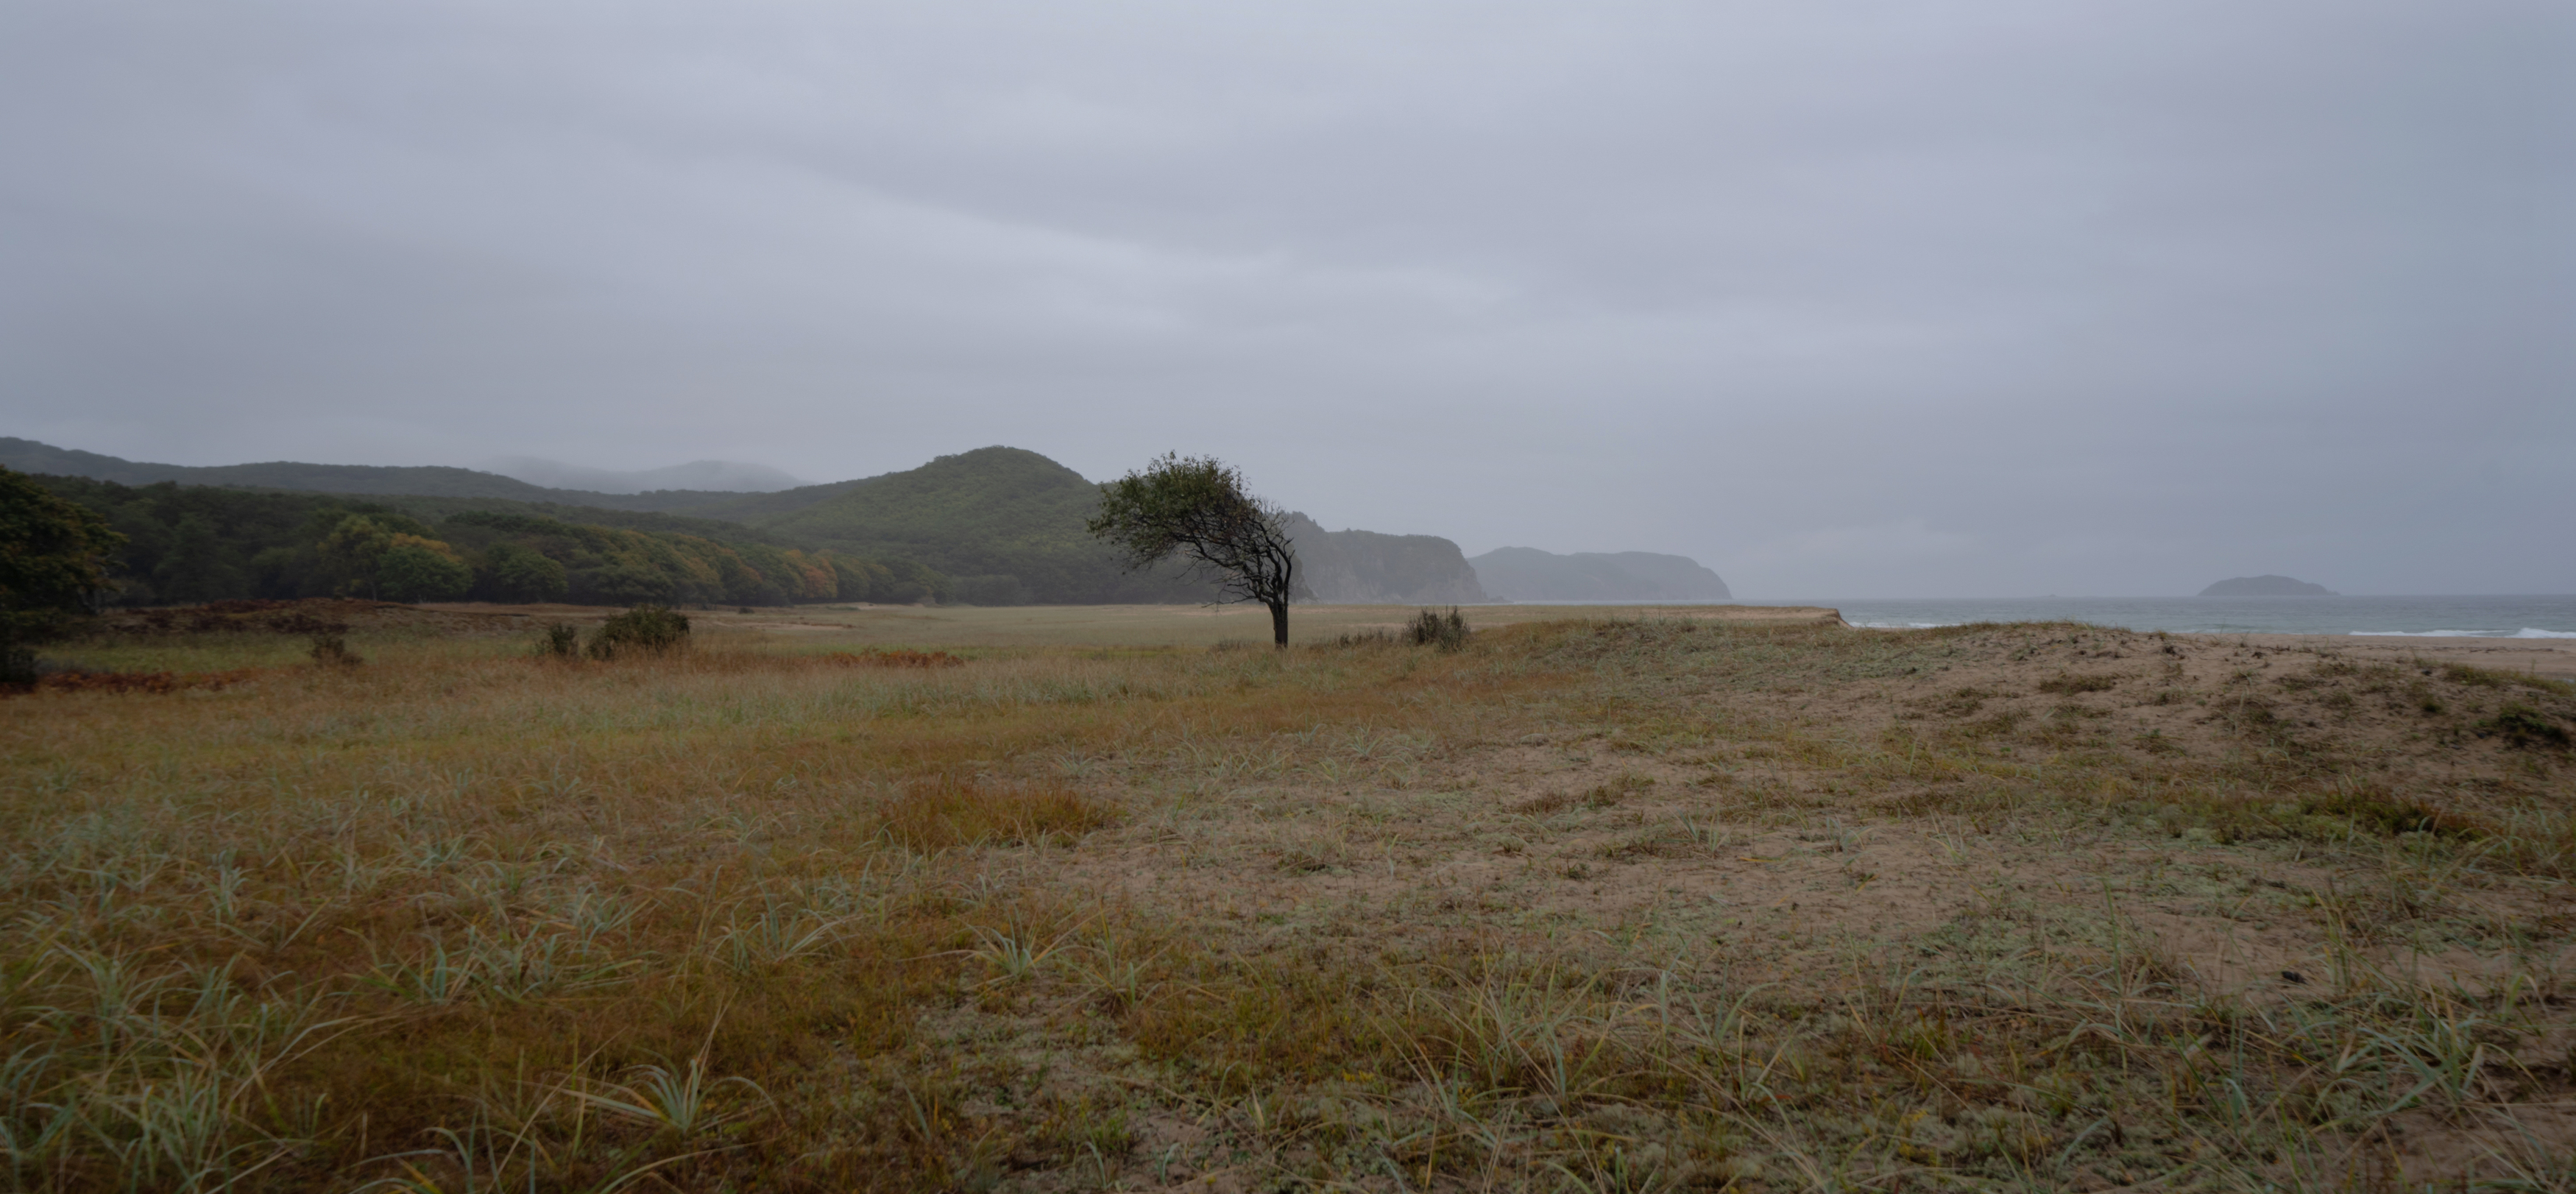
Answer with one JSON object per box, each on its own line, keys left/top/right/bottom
{"left": 90, "top": 597, "right": 533, "bottom": 638}
{"left": 8, "top": 668, "right": 265, "bottom": 696}
{"left": 107, "top": 598, "right": 357, "bottom": 635}
{"left": 871, "top": 777, "right": 1117, "bottom": 852}
{"left": 829, "top": 648, "right": 968, "bottom": 668}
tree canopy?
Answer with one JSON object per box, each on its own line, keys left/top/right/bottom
{"left": 1086, "top": 453, "right": 1301, "bottom": 646}
{"left": 1, "top": 466, "right": 126, "bottom": 678}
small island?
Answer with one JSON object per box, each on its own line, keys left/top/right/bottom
{"left": 2198, "top": 574, "right": 2338, "bottom": 597}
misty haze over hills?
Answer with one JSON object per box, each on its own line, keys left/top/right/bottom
{"left": 0, "top": 437, "right": 719, "bottom": 509}
{"left": 1, "top": 5, "right": 2563, "bottom": 598}
{"left": 2200, "top": 575, "right": 2338, "bottom": 597}
{"left": 1469, "top": 548, "right": 1732, "bottom": 602}
{"left": 481, "top": 457, "right": 808, "bottom": 495}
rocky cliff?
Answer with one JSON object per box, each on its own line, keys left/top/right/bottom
{"left": 1279, "top": 513, "right": 1490, "bottom": 604}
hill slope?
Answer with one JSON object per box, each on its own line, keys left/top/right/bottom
{"left": 748, "top": 447, "right": 1214, "bottom": 604}
{"left": 1469, "top": 547, "right": 1730, "bottom": 601}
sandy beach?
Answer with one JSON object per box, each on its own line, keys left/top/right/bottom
{"left": 2220, "top": 631, "right": 2576, "bottom": 680}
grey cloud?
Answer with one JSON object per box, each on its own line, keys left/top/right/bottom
{"left": 3, "top": 0, "right": 2566, "bottom": 596}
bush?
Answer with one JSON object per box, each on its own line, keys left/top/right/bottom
{"left": 309, "top": 634, "right": 363, "bottom": 668}
{"left": 1406, "top": 607, "right": 1470, "bottom": 651}
{"left": 587, "top": 604, "right": 690, "bottom": 660}
{"left": 533, "top": 622, "right": 579, "bottom": 660}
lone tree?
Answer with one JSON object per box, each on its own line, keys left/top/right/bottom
{"left": 1086, "top": 453, "right": 1301, "bottom": 647}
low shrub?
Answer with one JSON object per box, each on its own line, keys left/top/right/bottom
{"left": 2036, "top": 673, "right": 2118, "bottom": 694}
{"left": 309, "top": 634, "right": 363, "bottom": 668}
{"left": 1406, "top": 607, "right": 1470, "bottom": 651}
{"left": 533, "top": 622, "right": 580, "bottom": 660}
{"left": 587, "top": 604, "right": 690, "bottom": 660}
{"left": 2299, "top": 788, "right": 2472, "bottom": 836}
{"left": 2478, "top": 703, "right": 2572, "bottom": 750}
{"left": 2441, "top": 663, "right": 2510, "bottom": 689}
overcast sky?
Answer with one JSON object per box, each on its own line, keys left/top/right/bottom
{"left": 3, "top": 1, "right": 2567, "bottom": 596}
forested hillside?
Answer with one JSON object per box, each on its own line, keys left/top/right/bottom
{"left": 24, "top": 473, "right": 944, "bottom": 607}
{"left": 13, "top": 439, "right": 1550, "bottom": 609}
{"left": 15, "top": 448, "right": 1206, "bottom": 608}
{"left": 749, "top": 447, "right": 1215, "bottom": 604}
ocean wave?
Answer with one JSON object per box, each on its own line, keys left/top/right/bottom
{"left": 1853, "top": 620, "right": 1958, "bottom": 629}
{"left": 2514, "top": 627, "right": 2576, "bottom": 639}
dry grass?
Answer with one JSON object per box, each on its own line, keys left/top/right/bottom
{"left": 1, "top": 611, "right": 2570, "bottom": 1191}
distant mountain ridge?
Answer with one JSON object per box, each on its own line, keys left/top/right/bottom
{"left": 1468, "top": 547, "right": 1730, "bottom": 602}
{"left": 0, "top": 437, "right": 757, "bottom": 511}
{"left": 2199, "top": 575, "right": 2337, "bottom": 596}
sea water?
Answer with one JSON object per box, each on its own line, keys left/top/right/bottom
{"left": 1776, "top": 595, "right": 2576, "bottom": 637}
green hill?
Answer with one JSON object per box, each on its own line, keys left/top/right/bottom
{"left": 751, "top": 447, "right": 1212, "bottom": 604}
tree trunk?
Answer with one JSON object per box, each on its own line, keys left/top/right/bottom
{"left": 1269, "top": 599, "right": 1289, "bottom": 648}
